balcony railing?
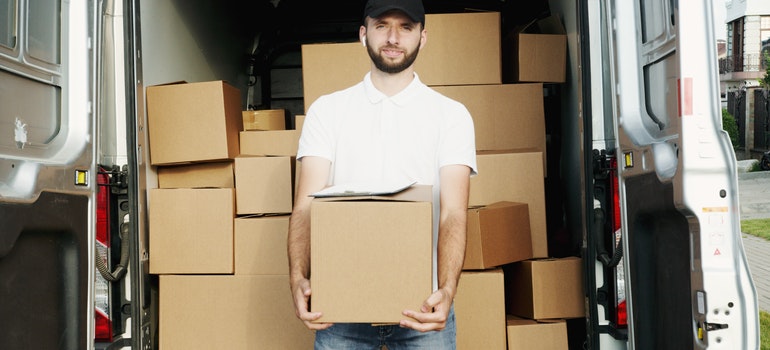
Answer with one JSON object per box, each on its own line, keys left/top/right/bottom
{"left": 719, "top": 53, "right": 769, "bottom": 74}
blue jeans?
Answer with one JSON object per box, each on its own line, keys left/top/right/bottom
{"left": 314, "top": 307, "right": 456, "bottom": 349}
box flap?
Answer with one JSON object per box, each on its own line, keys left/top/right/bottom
{"left": 520, "top": 14, "right": 565, "bottom": 35}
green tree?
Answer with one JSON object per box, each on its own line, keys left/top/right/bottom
{"left": 759, "top": 51, "right": 770, "bottom": 89}
{"left": 722, "top": 108, "right": 739, "bottom": 148}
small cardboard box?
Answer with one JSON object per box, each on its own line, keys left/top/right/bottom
{"left": 234, "top": 215, "right": 290, "bottom": 275}
{"left": 146, "top": 81, "right": 243, "bottom": 165}
{"left": 301, "top": 12, "right": 501, "bottom": 112}
{"left": 148, "top": 188, "right": 234, "bottom": 274}
{"left": 504, "top": 257, "right": 585, "bottom": 320}
{"left": 503, "top": 15, "right": 567, "bottom": 83}
{"left": 239, "top": 130, "right": 300, "bottom": 157}
{"left": 506, "top": 316, "right": 568, "bottom": 350}
{"left": 310, "top": 185, "right": 433, "bottom": 323}
{"left": 234, "top": 156, "right": 293, "bottom": 215}
{"left": 463, "top": 202, "right": 532, "bottom": 270}
{"left": 242, "top": 109, "right": 286, "bottom": 131}
{"left": 157, "top": 161, "right": 234, "bottom": 189}
{"left": 470, "top": 151, "right": 547, "bottom": 258}
{"left": 159, "top": 275, "right": 314, "bottom": 349}
{"left": 454, "top": 269, "right": 507, "bottom": 350}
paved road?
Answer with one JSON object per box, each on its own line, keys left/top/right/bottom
{"left": 738, "top": 170, "right": 770, "bottom": 312}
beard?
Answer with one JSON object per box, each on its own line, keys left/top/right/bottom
{"left": 366, "top": 40, "right": 421, "bottom": 74}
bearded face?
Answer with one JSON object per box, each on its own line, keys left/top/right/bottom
{"left": 365, "top": 36, "right": 421, "bottom": 74}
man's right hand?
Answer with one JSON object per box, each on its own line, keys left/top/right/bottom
{"left": 291, "top": 278, "right": 333, "bottom": 330}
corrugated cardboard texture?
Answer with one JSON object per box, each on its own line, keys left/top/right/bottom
{"left": 239, "top": 130, "right": 300, "bottom": 157}
{"left": 454, "top": 269, "right": 507, "bottom": 350}
{"left": 504, "top": 257, "right": 585, "bottom": 319}
{"left": 242, "top": 109, "right": 286, "bottom": 131}
{"left": 503, "top": 15, "right": 567, "bottom": 83}
{"left": 146, "top": 81, "right": 242, "bottom": 165}
{"left": 159, "top": 275, "right": 314, "bottom": 349}
{"left": 431, "top": 84, "right": 546, "bottom": 173}
{"left": 310, "top": 199, "right": 432, "bottom": 323}
{"left": 470, "top": 151, "right": 547, "bottom": 257}
{"left": 506, "top": 316, "right": 568, "bottom": 349}
{"left": 148, "top": 188, "right": 234, "bottom": 274}
{"left": 157, "top": 161, "right": 234, "bottom": 189}
{"left": 234, "top": 156, "right": 293, "bottom": 215}
{"left": 234, "top": 216, "right": 290, "bottom": 275}
{"left": 301, "top": 12, "right": 502, "bottom": 113}
{"left": 463, "top": 202, "right": 532, "bottom": 270}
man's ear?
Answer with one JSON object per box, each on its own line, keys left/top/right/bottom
{"left": 359, "top": 25, "right": 367, "bottom": 47}
{"left": 419, "top": 28, "right": 427, "bottom": 50}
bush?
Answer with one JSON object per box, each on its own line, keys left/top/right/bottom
{"left": 722, "top": 108, "right": 740, "bottom": 147}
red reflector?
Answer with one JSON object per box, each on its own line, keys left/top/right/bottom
{"left": 616, "top": 299, "right": 628, "bottom": 326}
{"left": 96, "top": 170, "right": 110, "bottom": 246}
{"left": 95, "top": 309, "right": 113, "bottom": 342}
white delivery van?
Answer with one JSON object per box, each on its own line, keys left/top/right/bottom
{"left": 0, "top": 0, "right": 760, "bottom": 349}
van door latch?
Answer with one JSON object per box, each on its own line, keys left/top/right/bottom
{"left": 703, "top": 322, "right": 729, "bottom": 331}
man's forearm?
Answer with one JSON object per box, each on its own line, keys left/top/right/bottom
{"left": 437, "top": 210, "right": 467, "bottom": 298}
{"left": 288, "top": 207, "right": 311, "bottom": 285}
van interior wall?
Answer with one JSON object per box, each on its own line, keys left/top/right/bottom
{"left": 137, "top": 0, "right": 582, "bottom": 256}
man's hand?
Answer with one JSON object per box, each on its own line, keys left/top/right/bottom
{"left": 291, "top": 278, "right": 333, "bottom": 330}
{"left": 399, "top": 288, "right": 453, "bottom": 332}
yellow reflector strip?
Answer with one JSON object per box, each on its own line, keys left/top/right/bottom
{"left": 623, "top": 152, "right": 634, "bottom": 168}
{"left": 75, "top": 170, "right": 89, "bottom": 186}
{"left": 702, "top": 207, "right": 728, "bottom": 213}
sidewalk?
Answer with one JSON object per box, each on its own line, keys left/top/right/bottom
{"left": 742, "top": 234, "right": 770, "bottom": 312}
{"left": 738, "top": 168, "right": 770, "bottom": 312}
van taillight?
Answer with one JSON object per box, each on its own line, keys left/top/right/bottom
{"left": 609, "top": 157, "right": 627, "bottom": 328}
{"left": 95, "top": 169, "right": 113, "bottom": 342}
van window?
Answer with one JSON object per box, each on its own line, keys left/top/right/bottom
{"left": 27, "top": 0, "right": 60, "bottom": 65}
{"left": 0, "top": 0, "right": 15, "bottom": 49}
{"left": 0, "top": 0, "right": 62, "bottom": 150}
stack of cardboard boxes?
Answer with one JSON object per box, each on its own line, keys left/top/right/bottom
{"left": 146, "top": 9, "right": 580, "bottom": 350}
{"left": 301, "top": 11, "right": 582, "bottom": 350}
{"left": 145, "top": 81, "right": 313, "bottom": 349}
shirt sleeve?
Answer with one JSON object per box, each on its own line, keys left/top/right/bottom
{"left": 439, "top": 102, "right": 478, "bottom": 176}
{"left": 297, "top": 96, "right": 334, "bottom": 163}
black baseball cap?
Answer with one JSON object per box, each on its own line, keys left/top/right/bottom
{"left": 363, "top": 0, "right": 425, "bottom": 24}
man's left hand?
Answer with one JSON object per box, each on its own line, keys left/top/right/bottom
{"left": 399, "top": 288, "right": 453, "bottom": 332}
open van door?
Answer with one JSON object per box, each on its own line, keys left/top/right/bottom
{"left": 0, "top": 1, "right": 97, "bottom": 348}
{"left": 586, "top": 0, "right": 760, "bottom": 348}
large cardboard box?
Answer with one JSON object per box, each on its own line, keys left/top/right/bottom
{"left": 310, "top": 185, "right": 433, "bottom": 323}
{"left": 504, "top": 257, "right": 585, "bottom": 320}
{"left": 431, "top": 84, "right": 546, "bottom": 172}
{"left": 463, "top": 202, "right": 532, "bottom": 270}
{"left": 242, "top": 109, "right": 286, "bottom": 131}
{"left": 159, "top": 275, "right": 314, "bottom": 349}
{"left": 470, "top": 151, "right": 547, "bottom": 258}
{"left": 148, "top": 188, "right": 234, "bottom": 274}
{"left": 234, "top": 216, "right": 290, "bottom": 275}
{"left": 301, "top": 12, "right": 501, "bottom": 112}
{"left": 506, "top": 316, "right": 568, "bottom": 350}
{"left": 157, "top": 161, "right": 234, "bottom": 189}
{"left": 234, "top": 156, "right": 293, "bottom": 215}
{"left": 239, "top": 130, "right": 300, "bottom": 156}
{"left": 503, "top": 15, "right": 567, "bottom": 83}
{"left": 146, "top": 81, "right": 242, "bottom": 165}
{"left": 454, "top": 269, "right": 507, "bottom": 350}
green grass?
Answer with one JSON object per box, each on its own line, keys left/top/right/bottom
{"left": 742, "top": 219, "right": 770, "bottom": 240}
{"left": 762, "top": 311, "right": 770, "bottom": 350}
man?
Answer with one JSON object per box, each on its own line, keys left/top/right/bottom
{"left": 288, "top": 0, "right": 477, "bottom": 348}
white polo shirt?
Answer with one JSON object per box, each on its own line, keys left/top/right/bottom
{"left": 298, "top": 72, "right": 477, "bottom": 289}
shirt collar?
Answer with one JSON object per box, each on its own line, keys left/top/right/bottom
{"left": 363, "top": 72, "right": 425, "bottom": 106}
